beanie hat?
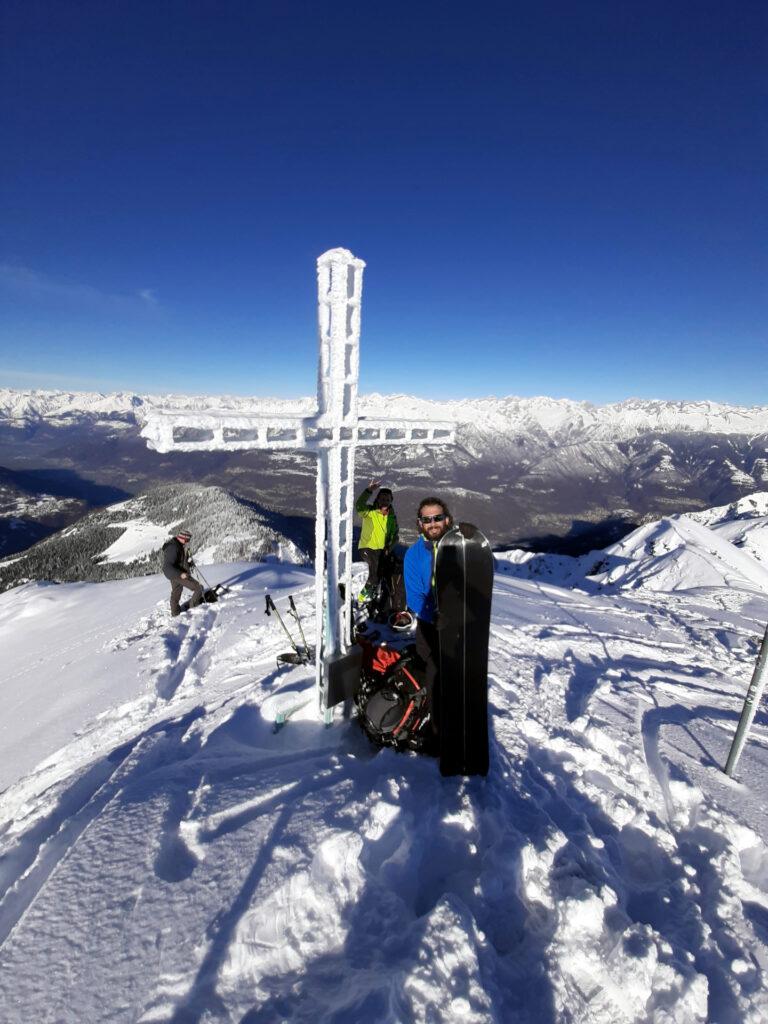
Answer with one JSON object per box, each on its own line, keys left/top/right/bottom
{"left": 176, "top": 530, "right": 192, "bottom": 541}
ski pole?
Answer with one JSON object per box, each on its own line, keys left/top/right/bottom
{"left": 189, "top": 560, "right": 228, "bottom": 596}
{"left": 265, "top": 594, "right": 303, "bottom": 657}
{"left": 724, "top": 621, "right": 768, "bottom": 778}
{"left": 288, "top": 595, "right": 310, "bottom": 656}
{"left": 190, "top": 560, "right": 213, "bottom": 590}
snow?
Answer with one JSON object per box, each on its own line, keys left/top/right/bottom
{"left": 594, "top": 516, "right": 768, "bottom": 593}
{"left": 4, "top": 387, "right": 768, "bottom": 445}
{"left": 496, "top": 497, "right": 768, "bottom": 596}
{"left": 1, "top": 532, "right": 767, "bottom": 1021}
{"left": 99, "top": 519, "right": 183, "bottom": 564}
{"left": 683, "top": 494, "right": 768, "bottom": 567}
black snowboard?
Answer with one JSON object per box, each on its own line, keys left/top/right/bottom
{"left": 436, "top": 522, "right": 493, "bottom": 776}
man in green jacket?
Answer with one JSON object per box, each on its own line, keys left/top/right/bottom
{"left": 356, "top": 478, "right": 399, "bottom": 602}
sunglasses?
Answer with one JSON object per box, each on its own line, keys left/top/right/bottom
{"left": 418, "top": 513, "right": 446, "bottom": 524}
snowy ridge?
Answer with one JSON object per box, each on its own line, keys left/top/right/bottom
{"left": 680, "top": 494, "right": 768, "bottom": 567}
{"left": 496, "top": 491, "right": 768, "bottom": 594}
{"left": 3, "top": 387, "right": 768, "bottom": 443}
{"left": 594, "top": 515, "right": 768, "bottom": 593}
{"left": 0, "top": 520, "right": 767, "bottom": 1020}
{"left": 684, "top": 493, "right": 768, "bottom": 528}
{"left": 4, "top": 389, "right": 767, "bottom": 551}
{"left": 0, "top": 484, "right": 309, "bottom": 593}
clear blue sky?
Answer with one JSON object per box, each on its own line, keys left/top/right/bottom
{"left": 0, "top": 1, "right": 765, "bottom": 405}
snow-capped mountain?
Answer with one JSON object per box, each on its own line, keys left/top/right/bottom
{"left": 0, "top": 483, "right": 310, "bottom": 593}
{"left": 0, "top": 462, "right": 135, "bottom": 555}
{"left": 3, "top": 387, "right": 768, "bottom": 440}
{"left": 683, "top": 493, "right": 768, "bottom": 566}
{"left": 587, "top": 513, "right": 768, "bottom": 593}
{"left": 2, "top": 387, "right": 768, "bottom": 554}
{"left": 497, "top": 490, "right": 768, "bottom": 594}
{"left": 1, "top": 495, "right": 766, "bottom": 1021}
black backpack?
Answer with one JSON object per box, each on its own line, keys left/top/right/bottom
{"left": 354, "top": 642, "right": 432, "bottom": 752}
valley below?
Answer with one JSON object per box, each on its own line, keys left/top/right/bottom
{"left": 2, "top": 388, "right": 768, "bottom": 566}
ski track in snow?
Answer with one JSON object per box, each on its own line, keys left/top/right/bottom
{"left": 0, "top": 562, "right": 767, "bottom": 1023}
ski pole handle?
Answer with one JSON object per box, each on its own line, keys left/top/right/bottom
{"left": 289, "top": 596, "right": 296, "bottom": 612}
{"left": 265, "top": 595, "right": 273, "bottom": 616}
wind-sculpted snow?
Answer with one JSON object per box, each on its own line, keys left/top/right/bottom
{"left": 0, "top": 553, "right": 767, "bottom": 1022}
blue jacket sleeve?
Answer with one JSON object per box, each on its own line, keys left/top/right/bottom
{"left": 404, "top": 541, "right": 435, "bottom": 622}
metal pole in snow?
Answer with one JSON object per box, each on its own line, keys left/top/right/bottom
{"left": 724, "top": 622, "right": 768, "bottom": 778}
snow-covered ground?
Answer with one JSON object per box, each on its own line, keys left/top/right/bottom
{"left": 497, "top": 494, "right": 768, "bottom": 596}
{"left": 1, "top": 527, "right": 767, "bottom": 1021}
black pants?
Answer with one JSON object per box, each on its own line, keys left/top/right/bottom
{"left": 170, "top": 576, "right": 204, "bottom": 616}
{"left": 415, "top": 618, "right": 440, "bottom": 735}
{"left": 360, "top": 548, "right": 384, "bottom": 591}
{"left": 360, "top": 549, "right": 405, "bottom": 610}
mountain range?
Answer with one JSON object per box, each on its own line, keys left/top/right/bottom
{"left": 2, "top": 387, "right": 768, "bottom": 556}
{"left": 0, "top": 483, "right": 311, "bottom": 594}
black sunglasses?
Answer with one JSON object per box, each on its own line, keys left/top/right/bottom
{"left": 418, "top": 513, "right": 446, "bottom": 524}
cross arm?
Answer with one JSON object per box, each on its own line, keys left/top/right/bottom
{"left": 139, "top": 409, "right": 456, "bottom": 453}
{"left": 141, "top": 409, "right": 322, "bottom": 453}
{"left": 355, "top": 418, "right": 455, "bottom": 447}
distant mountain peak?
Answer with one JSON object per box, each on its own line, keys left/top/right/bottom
{"left": 3, "top": 387, "right": 768, "bottom": 442}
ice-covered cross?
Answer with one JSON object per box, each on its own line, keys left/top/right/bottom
{"left": 141, "top": 248, "right": 455, "bottom": 720}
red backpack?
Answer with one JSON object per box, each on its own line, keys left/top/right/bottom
{"left": 354, "top": 638, "right": 432, "bottom": 752}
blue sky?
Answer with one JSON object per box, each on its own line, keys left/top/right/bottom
{"left": 0, "top": 1, "right": 765, "bottom": 405}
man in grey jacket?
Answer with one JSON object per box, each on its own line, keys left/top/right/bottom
{"left": 161, "top": 530, "right": 204, "bottom": 616}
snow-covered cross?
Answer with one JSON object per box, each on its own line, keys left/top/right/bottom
{"left": 141, "top": 248, "right": 455, "bottom": 720}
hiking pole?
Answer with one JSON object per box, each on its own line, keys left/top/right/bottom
{"left": 189, "top": 559, "right": 228, "bottom": 598}
{"left": 288, "top": 596, "right": 310, "bottom": 658}
{"left": 265, "top": 594, "right": 305, "bottom": 661}
{"left": 191, "top": 560, "right": 213, "bottom": 590}
{"left": 724, "top": 621, "right": 768, "bottom": 778}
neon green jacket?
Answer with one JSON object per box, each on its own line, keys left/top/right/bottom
{"left": 356, "top": 487, "right": 399, "bottom": 551}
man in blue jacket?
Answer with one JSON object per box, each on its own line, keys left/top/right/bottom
{"left": 404, "top": 496, "right": 453, "bottom": 736}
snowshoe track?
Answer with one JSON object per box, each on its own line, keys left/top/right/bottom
{"left": 1, "top": 566, "right": 767, "bottom": 1022}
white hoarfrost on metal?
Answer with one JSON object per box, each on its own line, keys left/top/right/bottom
{"left": 140, "top": 248, "right": 456, "bottom": 720}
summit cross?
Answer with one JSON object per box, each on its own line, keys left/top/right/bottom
{"left": 141, "top": 248, "right": 456, "bottom": 720}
